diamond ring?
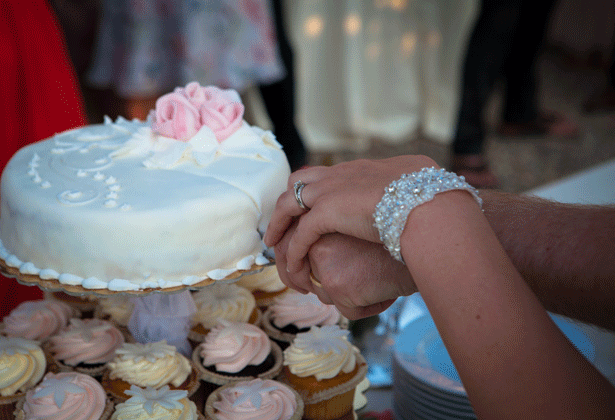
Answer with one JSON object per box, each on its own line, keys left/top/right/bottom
{"left": 293, "top": 181, "right": 309, "bottom": 210}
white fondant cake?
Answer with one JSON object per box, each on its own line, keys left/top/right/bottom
{"left": 0, "top": 83, "right": 290, "bottom": 292}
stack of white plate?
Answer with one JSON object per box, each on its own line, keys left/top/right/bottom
{"left": 392, "top": 296, "right": 615, "bottom": 420}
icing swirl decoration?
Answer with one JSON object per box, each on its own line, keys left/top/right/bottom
{"left": 23, "top": 372, "right": 107, "bottom": 420}
{"left": 270, "top": 292, "right": 341, "bottom": 329}
{"left": 2, "top": 300, "right": 73, "bottom": 341}
{"left": 192, "top": 284, "right": 256, "bottom": 330}
{"left": 283, "top": 325, "right": 359, "bottom": 381}
{"left": 108, "top": 341, "right": 192, "bottom": 388}
{"left": 212, "top": 379, "right": 298, "bottom": 420}
{"left": 199, "top": 320, "right": 270, "bottom": 373}
{"left": 0, "top": 337, "right": 46, "bottom": 396}
{"left": 111, "top": 385, "right": 198, "bottom": 420}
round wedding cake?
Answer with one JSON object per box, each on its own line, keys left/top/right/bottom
{"left": 0, "top": 82, "right": 290, "bottom": 293}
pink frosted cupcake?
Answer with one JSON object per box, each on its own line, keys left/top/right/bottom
{"left": 47, "top": 318, "right": 125, "bottom": 377}
{"left": 14, "top": 372, "right": 113, "bottom": 420}
{"left": 261, "top": 291, "right": 348, "bottom": 349}
{"left": 204, "top": 378, "right": 303, "bottom": 420}
{"left": 192, "top": 320, "right": 283, "bottom": 408}
{"left": 1, "top": 300, "right": 75, "bottom": 342}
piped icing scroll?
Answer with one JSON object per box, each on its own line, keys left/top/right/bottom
{"left": 192, "top": 284, "right": 256, "bottom": 330}
{"left": 269, "top": 292, "right": 341, "bottom": 329}
{"left": 0, "top": 337, "right": 46, "bottom": 396}
{"left": 283, "top": 326, "right": 359, "bottom": 381}
{"left": 107, "top": 341, "right": 191, "bottom": 388}
{"left": 199, "top": 320, "right": 270, "bottom": 374}
{"left": 211, "top": 379, "right": 298, "bottom": 420}
{"left": 111, "top": 385, "right": 198, "bottom": 420}
{"left": 22, "top": 372, "right": 107, "bottom": 420}
{"left": 48, "top": 318, "right": 125, "bottom": 366}
{"left": 2, "top": 300, "right": 73, "bottom": 341}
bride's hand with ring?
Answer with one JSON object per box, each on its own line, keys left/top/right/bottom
{"left": 264, "top": 155, "right": 439, "bottom": 274}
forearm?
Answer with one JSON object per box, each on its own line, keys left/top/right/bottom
{"left": 481, "top": 190, "right": 615, "bottom": 330}
{"left": 401, "top": 191, "right": 615, "bottom": 419}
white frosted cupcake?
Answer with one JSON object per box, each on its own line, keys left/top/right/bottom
{"left": 102, "top": 341, "right": 199, "bottom": 403}
{"left": 0, "top": 337, "right": 48, "bottom": 418}
{"left": 262, "top": 291, "right": 348, "bottom": 349}
{"left": 14, "top": 372, "right": 113, "bottom": 420}
{"left": 279, "top": 325, "right": 367, "bottom": 420}
{"left": 235, "top": 266, "right": 289, "bottom": 310}
{"left": 93, "top": 295, "right": 135, "bottom": 340}
{"left": 111, "top": 385, "right": 204, "bottom": 420}
{"left": 205, "top": 378, "right": 303, "bottom": 420}
{"left": 191, "top": 320, "right": 283, "bottom": 406}
{"left": 47, "top": 318, "right": 125, "bottom": 377}
{"left": 2, "top": 300, "right": 75, "bottom": 342}
{"left": 189, "top": 284, "right": 261, "bottom": 344}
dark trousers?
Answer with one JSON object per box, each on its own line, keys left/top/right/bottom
{"left": 453, "top": 0, "right": 559, "bottom": 155}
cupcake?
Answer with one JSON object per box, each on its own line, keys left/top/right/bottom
{"left": 189, "top": 284, "right": 261, "bottom": 345}
{"left": 235, "top": 266, "right": 289, "bottom": 310}
{"left": 47, "top": 318, "right": 125, "bottom": 377}
{"left": 1, "top": 299, "right": 75, "bottom": 342}
{"left": 14, "top": 372, "right": 113, "bottom": 420}
{"left": 111, "top": 385, "right": 204, "bottom": 420}
{"left": 102, "top": 340, "right": 199, "bottom": 403}
{"left": 204, "top": 378, "right": 303, "bottom": 420}
{"left": 0, "top": 337, "right": 47, "bottom": 419}
{"left": 93, "top": 295, "right": 135, "bottom": 339}
{"left": 279, "top": 325, "right": 367, "bottom": 420}
{"left": 262, "top": 291, "right": 348, "bottom": 349}
{"left": 191, "top": 320, "right": 283, "bottom": 406}
{"left": 49, "top": 291, "right": 98, "bottom": 318}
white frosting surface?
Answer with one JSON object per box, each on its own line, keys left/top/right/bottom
{"left": 0, "top": 117, "right": 290, "bottom": 291}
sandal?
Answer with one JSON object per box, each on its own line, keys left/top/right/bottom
{"left": 450, "top": 154, "right": 500, "bottom": 189}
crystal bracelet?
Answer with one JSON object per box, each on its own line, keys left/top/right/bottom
{"left": 373, "top": 167, "right": 482, "bottom": 263}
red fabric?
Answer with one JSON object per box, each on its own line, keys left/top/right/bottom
{"left": 0, "top": 0, "right": 87, "bottom": 318}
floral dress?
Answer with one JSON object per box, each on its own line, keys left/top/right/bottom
{"left": 87, "top": 0, "right": 286, "bottom": 97}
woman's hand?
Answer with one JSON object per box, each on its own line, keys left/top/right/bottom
{"left": 264, "top": 155, "right": 439, "bottom": 274}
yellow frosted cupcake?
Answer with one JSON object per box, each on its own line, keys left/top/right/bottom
{"left": 93, "top": 295, "right": 135, "bottom": 340}
{"left": 205, "top": 378, "right": 303, "bottom": 420}
{"left": 102, "top": 341, "right": 199, "bottom": 403}
{"left": 0, "top": 337, "right": 48, "bottom": 418}
{"left": 234, "top": 266, "right": 289, "bottom": 311}
{"left": 1, "top": 300, "right": 75, "bottom": 342}
{"left": 279, "top": 325, "right": 367, "bottom": 420}
{"left": 49, "top": 291, "right": 98, "bottom": 318}
{"left": 261, "top": 291, "right": 348, "bottom": 350}
{"left": 111, "top": 385, "right": 204, "bottom": 420}
{"left": 189, "top": 284, "right": 261, "bottom": 345}
{"left": 14, "top": 372, "right": 113, "bottom": 420}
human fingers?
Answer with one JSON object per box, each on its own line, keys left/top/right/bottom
{"left": 272, "top": 220, "right": 311, "bottom": 294}
{"left": 334, "top": 299, "right": 398, "bottom": 320}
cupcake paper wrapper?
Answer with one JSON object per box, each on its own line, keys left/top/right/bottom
{"left": 204, "top": 380, "right": 304, "bottom": 420}
{"left": 192, "top": 339, "right": 284, "bottom": 386}
{"left": 261, "top": 309, "right": 350, "bottom": 346}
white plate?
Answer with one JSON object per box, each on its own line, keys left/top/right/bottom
{"left": 394, "top": 300, "right": 615, "bottom": 396}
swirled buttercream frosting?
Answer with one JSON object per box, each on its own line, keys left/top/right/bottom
{"left": 22, "top": 372, "right": 107, "bottom": 420}
{"left": 2, "top": 300, "right": 73, "bottom": 341}
{"left": 212, "top": 379, "right": 298, "bottom": 420}
{"left": 0, "top": 81, "right": 290, "bottom": 292}
{"left": 0, "top": 337, "right": 46, "bottom": 396}
{"left": 236, "top": 266, "right": 286, "bottom": 293}
{"left": 96, "top": 296, "right": 135, "bottom": 326}
{"left": 270, "top": 292, "right": 341, "bottom": 329}
{"left": 283, "top": 326, "right": 358, "bottom": 381}
{"left": 48, "top": 318, "right": 125, "bottom": 366}
{"left": 192, "top": 284, "right": 256, "bottom": 330}
{"left": 108, "top": 341, "right": 191, "bottom": 388}
{"left": 199, "top": 320, "right": 270, "bottom": 373}
{"left": 111, "top": 385, "right": 198, "bottom": 420}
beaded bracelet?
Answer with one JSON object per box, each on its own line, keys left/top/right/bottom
{"left": 372, "top": 167, "right": 482, "bottom": 263}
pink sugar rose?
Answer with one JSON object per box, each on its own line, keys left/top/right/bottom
{"left": 200, "top": 101, "right": 245, "bottom": 143}
{"left": 151, "top": 92, "right": 201, "bottom": 141}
